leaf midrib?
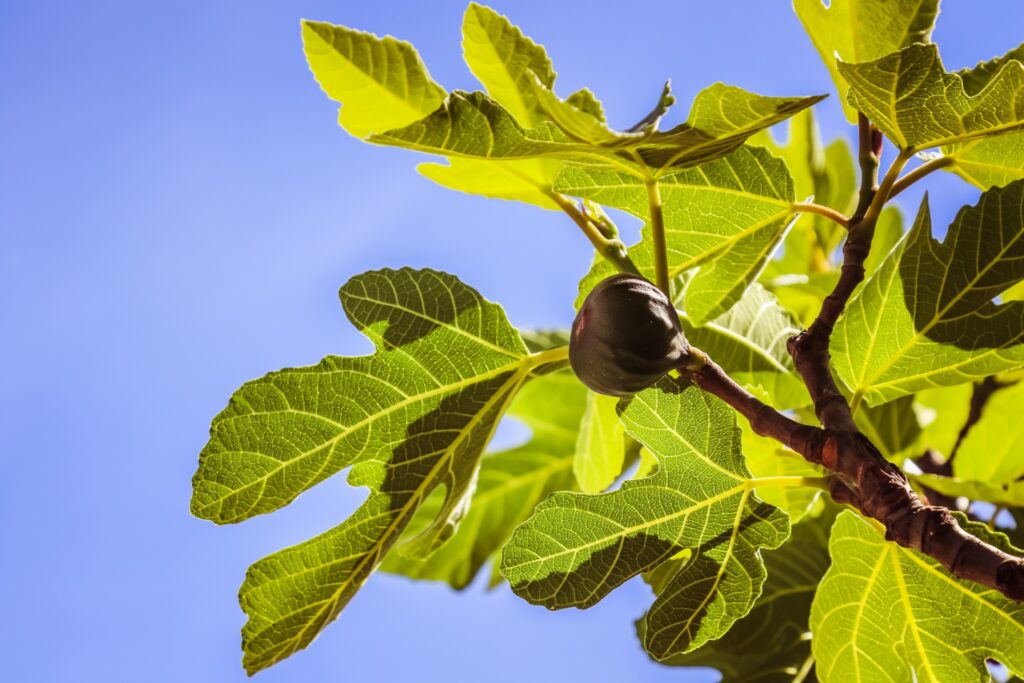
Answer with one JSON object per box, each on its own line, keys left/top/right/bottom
{"left": 246, "top": 365, "right": 531, "bottom": 671}
{"left": 852, "top": 217, "right": 1024, "bottom": 394}
{"left": 199, "top": 357, "right": 527, "bottom": 519}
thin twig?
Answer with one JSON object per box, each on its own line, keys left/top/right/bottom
{"left": 889, "top": 155, "right": 955, "bottom": 201}
{"left": 791, "top": 201, "right": 850, "bottom": 229}
{"left": 681, "top": 350, "right": 1024, "bottom": 601}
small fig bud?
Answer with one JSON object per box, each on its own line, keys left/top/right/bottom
{"left": 570, "top": 274, "right": 690, "bottom": 397}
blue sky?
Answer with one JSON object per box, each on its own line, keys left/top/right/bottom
{"left": 2, "top": 2, "right": 1023, "bottom": 681}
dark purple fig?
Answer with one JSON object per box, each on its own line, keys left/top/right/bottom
{"left": 570, "top": 274, "right": 690, "bottom": 397}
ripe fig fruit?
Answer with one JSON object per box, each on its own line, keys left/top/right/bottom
{"left": 570, "top": 274, "right": 690, "bottom": 397}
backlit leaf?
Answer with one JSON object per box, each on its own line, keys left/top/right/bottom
{"left": 833, "top": 184, "right": 1024, "bottom": 405}
{"left": 501, "top": 378, "right": 789, "bottom": 659}
{"left": 565, "top": 145, "right": 797, "bottom": 323}
{"left": 382, "top": 370, "right": 581, "bottom": 588}
{"left": 371, "top": 86, "right": 823, "bottom": 176}
{"left": 794, "top": 0, "right": 939, "bottom": 122}
{"left": 192, "top": 268, "right": 560, "bottom": 673}
{"left": 677, "top": 280, "right": 810, "bottom": 409}
{"left": 302, "top": 20, "right": 446, "bottom": 138}
{"left": 838, "top": 43, "right": 1024, "bottom": 151}
{"left": 653, "top": 506, "right": 837, "bottom": 681}
{"left": 811, "top": 511, "right": 1024, "bottom": 682}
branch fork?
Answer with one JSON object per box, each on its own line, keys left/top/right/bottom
{"left": 561, "top": 111, "right": 1024, "bottom": 601}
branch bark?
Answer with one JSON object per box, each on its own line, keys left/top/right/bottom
{"left": 681, "top": 353, "right": 1024, "bottom": 601}
{"left": 683, "top": 114, "right": 1024, "bottom": 601}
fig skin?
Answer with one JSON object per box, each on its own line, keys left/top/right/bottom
{"left": 569, "top": 274, "right": 690, "bottom": 397}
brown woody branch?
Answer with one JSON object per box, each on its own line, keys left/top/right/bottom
{"left": 682, "top": 113, "right": 1024, "bottom": 601}
{"left": 682, "top": 354, "right": 1024, "bottom": 601}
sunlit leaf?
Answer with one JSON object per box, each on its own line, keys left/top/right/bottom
{"left": 811, "top": 511, "right": 1024, "bottom": 682}
{"left": 794, "top": 0, "right": 939, "bottom": 122}
{"left": 383, "top": 370, "right": 581, "bottom": 588}
{"left": 839, "top": 43, "right": 1024, "bottom": 151}
{"left": 501, "top": 379, "right": 789, "bottom": 659}
{"left": 302, "top": 20, "right": 446, "bottom": 138}
{"left": 652, "top": 506, "right": 838, "bottom": 681}
{"left": 834, "top": 184, "right": 1024, "bottom": 405}
{"left": 192, "top": 268, "right": 560, "bottom": 673}
{"left": 371, "top": 85, "right": 823, "bottom": 176}
{"left": 566, "top": 145, "right": 797, "bottom": 323}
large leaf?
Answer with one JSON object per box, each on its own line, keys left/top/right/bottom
{"left": 653, "top": 506, "right": 837, "bottom": 681}
{"left": 794, "top": 0, "right": 939, "bottom": 122}
{"left": 501, "top": 378, "right": 790, "bottom": 659}
{"left": 302, "top": 20, "right": 446, "bottom": 138}
{"left": 371, "top": 85, "right": 824, "bottom": 176}
{"left": 833, "top": 184, "right": 1024, "bottom": 405}
{"left": 382, "top": 370, "right": 581, "bottom": 588}
{"left": 838, "top": 43, "right": 1024, "bottom": 151}
{"left": 416, "top": 4, "right": 564, "bottom": 209}
{"left": 811, "top": 511, "right": 1024, "bottom": 682}
{"left": 191, "top": 268, "right": 560, "bottom": 673}
{"left": 565, "top": 145, "right": 797, "bottom": 323}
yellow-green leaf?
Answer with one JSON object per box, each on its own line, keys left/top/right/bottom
{"left": 811, "top": 511, "right": 1024, "bottom": 682}
{"left": 794, "top": 0, "right": 939, "bottom": 122}
{"left": 833, "top": 185, "right": 1024, "bottom": 405}
{"left": 302, "top": 20, "right": 446, "bottom": 138}
{"left": 838, "top": 43, "right": 1024, "bottom": 151}
{"left": 501, "top": 379, "right": 789, "bottom": 659}
{"left": 382, "top": 370, "right": 582, "bottom": 588}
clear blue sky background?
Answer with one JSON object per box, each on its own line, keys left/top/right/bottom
{"left": 3, "top": 2, "right": 1022, "bottom": 681}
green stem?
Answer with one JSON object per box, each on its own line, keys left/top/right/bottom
{"left": 645, "top": 179, "right": 670, "bottom": 297}
{"left": 791, "top": 201, "right": 849, "bottom": 229}
{"left": 548, "top": 192, "right": 640, "bottom": 275}
{"left": 863, "top": 148, "right": 913, "bottom": 224}
{"left": 529, "top": 345, "right": 569, "bottom": 366}
{"left": 888, "top": 155, "right": 955, "bottom": 201}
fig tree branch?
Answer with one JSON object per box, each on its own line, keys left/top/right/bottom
{"left": 684, "top": 113, "right": 1024, "bottom": 601}
{"left": 680, "top": 349, "right": 1024, "bottom": 601}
